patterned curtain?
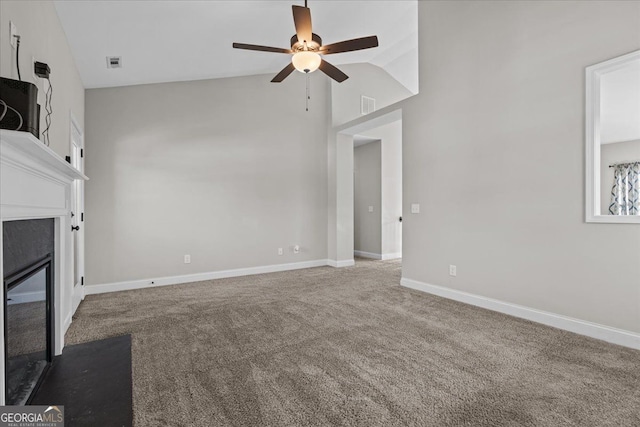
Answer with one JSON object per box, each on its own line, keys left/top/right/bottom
{"left": 609, "top": 162, "right": 640, "bottom": 215}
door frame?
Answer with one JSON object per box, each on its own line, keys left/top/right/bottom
{"left": 334, "top": 109, "right": 403, "bottom": 264}
{"left": 69, "top": 112, "right": 85, "bottom": 312}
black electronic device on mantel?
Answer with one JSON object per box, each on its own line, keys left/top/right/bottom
{"left": 0, "top": 77, "right": 40, "bottom": 138}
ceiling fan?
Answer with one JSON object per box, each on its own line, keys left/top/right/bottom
{"left": 232, "top": 1, "right": 379, "bottom": 83}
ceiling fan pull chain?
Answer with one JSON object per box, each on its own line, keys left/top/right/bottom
{"left": 306, "top": 73, "right": 310, "bottom": 112}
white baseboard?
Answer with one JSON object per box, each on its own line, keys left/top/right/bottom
{"left": 401, "top": 277, "right": 640, "bottom": 350}
{"left": 63, "top": 312, "right": 72, "bottom": 335}
{"left": 327, "top": 259, "right": 355, "bottom": 268}
{"left": 86, "top": 259, "right": 330, "bottom": 295}
{"left": 354, "top": 251, "right": 402, "bottom": 260}
{"left": 354, "top": 251, "right": 382, "bottom": 260}
{"left": 6, "top": 291, "right": 46, "bottom": 305}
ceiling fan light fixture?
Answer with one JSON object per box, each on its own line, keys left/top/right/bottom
{"left": 292, "top": 51, "right": 321, "bottom": 74}
{"left": 233, "top": 3, "right": 378, "bottom": 83}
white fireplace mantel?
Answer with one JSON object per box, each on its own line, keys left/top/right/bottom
{"left": 0, "top": 129, "right": 88, "bottom": 405}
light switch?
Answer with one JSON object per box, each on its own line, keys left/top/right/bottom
{"left": 368, "top": 206, "right": 374, "bottom": 213}
{"left": 411, "top": 203, "right": 420, "bottom": 214}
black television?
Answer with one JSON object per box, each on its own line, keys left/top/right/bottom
{"left": 0, "top": 77, "right": 40, "bottom": 138}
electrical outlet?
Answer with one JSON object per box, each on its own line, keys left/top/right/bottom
{"left": 411, "top": 203, "right": 420, "bottom": 214}
{"left": 368, "top": 206, "right": 374, "bottom": 213}
{"left": 278, "top": 248, "right": 283, "bottom": 255}
{"left": 449, "top": 265, "right": 457, "bottom": 277}
{"left": 293, "top": 245, "right": 300, "bottom": 254}
{"left": 10, "top": 21, "right": 18, "bottom": 48}
{"left": 184, "top": 254, "right": 191, "bottom": 264}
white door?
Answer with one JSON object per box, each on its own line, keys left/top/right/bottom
{"left": 70, "top": 117, "right": 85, "bottom": 311}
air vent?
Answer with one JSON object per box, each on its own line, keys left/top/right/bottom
{"left": 106, "top": 56, "right": 122, "bottom": 69}
{"left": 361, "top": 95, "right": 376, "bottom": 115}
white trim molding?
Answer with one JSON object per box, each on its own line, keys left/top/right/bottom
{"left": 86, "top": 260, "right": 330, "bottom": 295}
{"left": 354, "top": 250, "right": 382, "bottom": 260}
{"left": 585, "top": 49, "right": 640, "bottom": 223}
{"left": 401, "top": 277, "right": 640, "bottom": 350}
{"left": 327, "top": 259, "right": 356, "bottom": 268}
{"left": 63, "top": 312, "right": 73, "bottom": 336}
{"left": 354, "top": 251, "right": 401, "bottom": 260}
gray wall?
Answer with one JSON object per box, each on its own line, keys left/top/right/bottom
{"left": 354, "top": 141, "right": 382, "bottom": 255}
{"left": 332, "top": 63, "right": 413, "bottom": 127}
{"left": 400, "top": 0, "right": 640, "bottom": 333}
{"left": 85, "top": 73, "right": 329, "bottom": 285}
{"left": 0, "top": 0, "right": 85, "bottom": 158}
{"left": 600, "top": 139, "right": 640, "bottom": 214}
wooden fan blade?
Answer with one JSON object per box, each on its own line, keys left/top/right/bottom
{"left": 318, "top": 59, "right": 348, "bottom": 83}
{"left": 292, "top": 5, "right": 312, "bottom": 44}
{"left": 320, "top": 36, "right": 379, "bottom": 55}
{"left": 271, "top": 63, "right": 296, "bottom": 83}
{"left": 233, "top": 43, "right": 292, "bottom": 54}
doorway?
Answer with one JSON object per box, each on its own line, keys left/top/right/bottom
{"left": 335, "top": 110, "right": 403, "bottom": 265}
{"left": 69, "top": 116, "right": 85, "bottom": 311}
{"left": 353, "top": 120, "right": 402, "bottom": 262}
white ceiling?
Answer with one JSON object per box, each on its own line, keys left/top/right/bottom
{"left": 600, "top": 59, "right": 640, "bottom": 144}
{"left": 53, "top": 0, "right": 417, "bottom": 89}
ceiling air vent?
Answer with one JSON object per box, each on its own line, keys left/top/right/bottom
{"left": 106, "top": 56, "right": 122, "bottom": 69}
{"left": 361, "top": 95, "right": 376, "bottom": 115}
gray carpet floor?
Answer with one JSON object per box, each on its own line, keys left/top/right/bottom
{"left": 66, "top": 259, "right": 640, "bottom": 426}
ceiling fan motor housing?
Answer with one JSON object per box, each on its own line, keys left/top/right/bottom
{"left": 291, "top": 33, "right": 322, "bottom": 52}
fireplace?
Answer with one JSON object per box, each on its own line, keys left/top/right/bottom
{"left": 1, "top": 128, "right": 88, "bottom": 405}
{"left": 3, "top": 219, "right": 55, "bottom": 405}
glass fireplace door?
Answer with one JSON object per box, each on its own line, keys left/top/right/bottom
{"left": 4, "top": 255, "right": 53, "bottom": 405}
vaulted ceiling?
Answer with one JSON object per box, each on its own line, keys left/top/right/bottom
{"left": 54, "top": 0, "right": 418, "bottom": 89}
